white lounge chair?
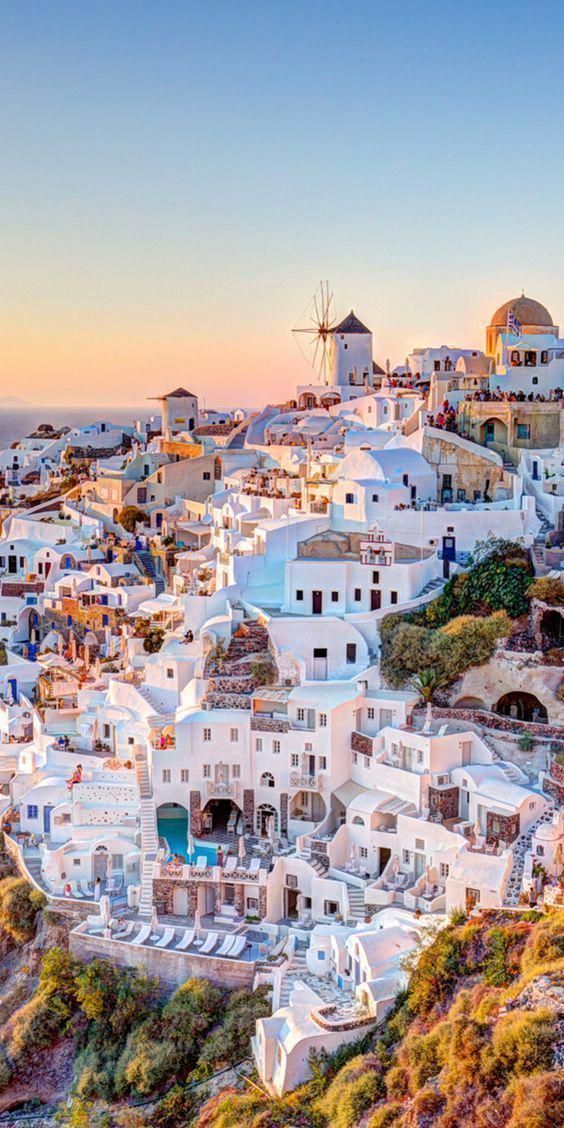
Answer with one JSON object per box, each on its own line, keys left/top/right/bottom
{"left": 224, "top": 856, "right": 237, "bottom": 873}
{"left": 193, "top": 855, "right": 207, "bottom": 868}
{"left": 247, "top": 857, "right": 261, "bottom": 875}
{"left": 198, "top": 931, "right": 218, "bottom": 954}
{"left": 131, "top": 924, "right": 151, "bottom": 946}
{"left": 112, "top": 921, "right": 135, "bottom": 940}
{"left": 155, "top": 927, "right": 175, "bottom": 948}
{"left": 227, "top": 935, "right": 247, "bottom": 958}
{"left": 175, "top": 927, "right": 195, "bottom": 951}
{"left": 216, "top": 934, "right": 236, "bottom": 957}
{"left": 69, "top": 881, "right": 84, "bottom": 898}
{"left": 80, "top": 879, "right": 93, "bottom": 896}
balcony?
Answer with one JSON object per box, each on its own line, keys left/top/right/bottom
{"left": 205, "top": 779, "right": 239, "bottom": 798}
{"left": 289, "top": 771, "right": 321, "bottom": 791}
{"left": 250, "top": 714, "right": 290, "bottom": 733}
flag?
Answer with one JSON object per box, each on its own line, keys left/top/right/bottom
{"left": 507, "top": 308, "right": 522, "bottom": 337}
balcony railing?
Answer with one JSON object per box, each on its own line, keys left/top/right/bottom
{"left": 205, "top": 779, "right": 238, "bottom": 797}
{"left": 290, "top": 771, "right": 321, "bottom": 791}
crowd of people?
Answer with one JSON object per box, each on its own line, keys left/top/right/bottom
{"left": 464, "top": 387, "right": 563, "bottom": 403}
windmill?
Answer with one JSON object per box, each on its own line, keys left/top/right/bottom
{"left": 292, "top": 281, "right": 336, "bottom": 384}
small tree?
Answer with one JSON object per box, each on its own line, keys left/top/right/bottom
{"left": 117, "top": 506, "right": 148, "bottom": 533}
{"left": 0, "top": 876, "right": 45, "bottom": 944}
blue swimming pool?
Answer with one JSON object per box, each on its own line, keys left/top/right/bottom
{"left": 157, "top": 815, "right": 218, "bottom": 865}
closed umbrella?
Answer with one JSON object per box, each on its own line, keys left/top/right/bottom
{"left": 150, "top": 904, "right": 159, "bottom": 935}
{"left": 193, "top": 906, "right": 203, "bottom": 946}
{"left": 238, "top": 833, "right": 246, "bottom": 861}
{"left": 391, "top": 854, "right": 400, "bottom": 876}
{"left": 106, "top": 854, "right": 113, "bottom": 882}
{"left": 99, "top": 894, "right": 111, "bottom": 929}
{"left": 267, "top": 815, "right": 276, "bottom": 845}
{"left": 188, "top": 832, "right": 195, "bottom": 861}
{"left": 424, "top": 864, "right": 433, "bottom": 896}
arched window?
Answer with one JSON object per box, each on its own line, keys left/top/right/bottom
{"left": 352, "top": 815, "right": 365, "bottom": 826}
{"left": 260, "top": 772, "right": 275, "bottom": 788}
{"left": 256, "top": 803, "right": 278, "bottom": 833}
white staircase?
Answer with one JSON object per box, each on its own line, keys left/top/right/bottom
{"left": 505, "top": 806, "right": 556, "bottom": 906}
{"left": 135, "top": 751, "right": 158, "bottom": 916}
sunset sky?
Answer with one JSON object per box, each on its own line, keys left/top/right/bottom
{"left": 2, "top": 1, "right": 564, "bottom": 407}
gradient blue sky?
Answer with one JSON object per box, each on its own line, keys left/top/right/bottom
{"left": 1, "top": 0, "right": 563, "bottom": 406}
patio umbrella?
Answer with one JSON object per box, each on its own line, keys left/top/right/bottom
{"left": 99, "top": 894, "right": 111, "bottom": 928}
{"left": 473, "top": 819, "right": 482, "bottom": 843}
{"left": 194, "top": 906, "right": 203, "bottom": 945}
{"left": 150, "top": 904, "right": 159, "bottom": 934}
{"left": 238, "top": 832, "right": 246, "bottom": 860}
{"left": 188, "top": 832, "right": 195, "bottom": 861}
{"left": 391, "top": 854, "right": 400, "bottom": 876}
{"left": 106, "top": 854, "right": 113, "bottom": 882}
{"left": 267, "top": 816, "right": 276, "bottom": 845}
{"left": 424, "top": 864, "right": 433, "bottom": 896}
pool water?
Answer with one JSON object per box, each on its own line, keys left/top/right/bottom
{"left": 157, "top": 816, "right": 218, "bottom": 865}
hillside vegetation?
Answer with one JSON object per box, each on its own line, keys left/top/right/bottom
{"left": 197, "top": 908, "right": 564, "bottom": 1128}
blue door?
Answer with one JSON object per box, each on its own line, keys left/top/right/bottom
{"left": 43, "top": 805, "right": 53, "bottom": 833}
{"left": 7, "top": 678, "right": 17, "bottom": 702}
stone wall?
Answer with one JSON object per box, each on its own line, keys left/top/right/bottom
{"left": 243, "top": 789, "right": 254, "bottom": 833}
{"left": 429, "top": 784, "right": 459, "bottom": 821}
{"left": 69, "top": 929, "right": 256, "bottom": 990}
{"left": 486, "top": 809, "right": 520, "bottom": 844}
{"left": 351, "top": 731, "right": 373, "bottom": 756}
{"left": 190, "top": 790, "right": 202, "bottom": 836}
{"left": 280, "top": 792, "right": 288, "bottom": 836}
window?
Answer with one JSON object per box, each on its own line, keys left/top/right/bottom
{"left": 203, "top": 471, "right": 211, "bottom": 481}
{"left": 352, "top": 816, "right": 365, "bottom": 826}
{"left": 403, "top": 849, "right": 410, "bottom": 864}
{"left": 364, "top": 756, "right": 370, "bottom": 768}
{"left": 367, "top": 707, "right": 375, "bottom": 720}
{"left": 272, "top": 740, "right": 281, "bottom": 754}
{"left": 403, "top": 473, "right": 409, "bottom": 486}
{"left": 128, "top": 736, "right": 135, "bottom": 745}
{"left": 247, "top": 897, "right": 258, "bottom": 911}
{"left": 390, "top": 591, "right": 398, "bottom": 605}
{"left": 260, "top": 772, "right": 275, "bottom": 788}
{"left": 359, "top": 846, "right": 368, "bottom": 859}
{"left": 232, "top": 764, "right": 241, "bottom": 779}
{"left": 372, "top": 570, "right": 379, "bottom": 584}
{"left": 536, "top": 845, "right": 544, "bottom": 857}
{"left": 528, "top": 801, "right": 536, "bottom": 810}
{"left": 230, "top": 728, "right": 239, "bottom": 743}
{"left": 352, "top": 751, "right": 358, "bottom": 763}
{"left": 291, "top": 753, "right": 299, "bottom": 767}
{"left": 346, "top": 642, "right": 357, "bottom": 664}
{"left": 180, "top": 769, "right": 189, "bottom": 783}
{"left": 516, "top": 423, "right": 530, "bottom": 440}
{"left": 371, "top": 494, "right": 379, "bottom": 503}
{"left": 532, "top": 376, "right": 538, "bottom": 385}
{"left": 345, "top": 492, "right": 355, "bottom": 504}
{"left": 417, "top": 749, "right": 424, "bottom": 764}
{"left": 317, "top": 949, "right": 326, "bottom": 960}
{"left": 162, "top": 769, "right": 171, "bottom": 783}
{"left": 324, "top": 900, "right": 339, "bottom": 915}
{"left": 203, "top": 763, "right": 211, "bottom": 778}
{"left": 255, "top": 737, "right": 263, "bottom": 752}
{"left": 27, "top": 805, "right": 38, "bottom": 819}
{"left": 540, "top": 350, "right": 548, "bottom": 364}
{"left": 415, "top": 838, "right": 424, "bottom": 850}
{"left": 354, "top": 588, "right": 361, "bottom": 602}
{"left": 304, "top": 741, "right": 313, "bottom": 751}
{"left": 319, "top": 755, "right": 327, "bottom": 770}
{"left": 319, "top": 713, "right": 327, "bottom": 727}
{"left": 442, "top": 474, "right": 452, "bottom": 489}
{"left": 297, "top": 708, "right": 305, "bottom": 721}
{"left": 440, "top": 863, "right": 450, "bottom": 878}
{"left": 296, "top": 589, "right": 304, "bottom": 601}
{"left": 203, "top": 728, "right": 211, "bottom": 742}
{"left": 331, "top": 590, "right": 339, "bottom": 602}
{"left": 166, "top": 668, "right": 174, "bottom": 679}
{"left": 103, "top": 724, "right": 111, "bottom": 739}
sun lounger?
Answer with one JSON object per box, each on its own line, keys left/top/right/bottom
{"left": 69, "top": 881, "right": 84, "bottom": 898}
{"left": 155, "top": 927, "right": 175, "bottom": 948}
{"left": 224, "top": 856, "right": 237, "bottom": 873}
{"left": 198, "top": 931, "right": 218, "bottom": 954}
{"left": 227, "top": 935, "right": 247, "bottom": 958}
{"left": 216, "top": 934, "right": 236, "bottom": 957}
{"left": 131, "top": 924, "right": 151, "bottom": 946}
{"left": 247, "top": 857, "right": 261, "bottom": 875}
{"left": 80, "top": 880, "right": 92, "bottom": 896}
{"left": 194, "top": 855, "right": 207, "bottom": 868}
{"left": 175, "top": 927, "right": 195, "bottom": 951}
{"left": 113, "top": 921, "right": 135, "bottom": 939}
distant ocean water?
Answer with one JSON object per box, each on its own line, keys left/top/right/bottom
{"left": 0, "top": 406, "right": 147, "bottom": 451}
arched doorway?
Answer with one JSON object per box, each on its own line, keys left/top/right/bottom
{"left": 495, "top": 691, "right": 548, "bottom": 724}
{"left": 157, "top": 802, "right": 189, "bottom": 859}
{"left": 256, "top": 803, "right": 278, "bottom": 837}
{"left": 454, "top": 696, "right": 487, "bottom": 710}
{"left": 201, "top": 799, "right": 242, "bottom": 836}
{"left": 481, "top": 417, "right": 508, "bottom": 446}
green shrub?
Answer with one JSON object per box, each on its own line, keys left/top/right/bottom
{"left": 317, "top": 1053, "right": 386, "bottom": 1128}
{"left": 199, "top": 986, "right": 271, "bottom": 1068}
{"left": 0, "top": 876, "right": 45, "bottom": 943}
{"left": 483, "top": 1007, "right": 556, "bottom": 1084}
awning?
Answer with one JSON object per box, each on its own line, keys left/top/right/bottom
{"left": 333, "top": 781, "right": 368, "bottom": 806}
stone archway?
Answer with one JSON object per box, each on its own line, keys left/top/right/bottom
{"left": 495, "top": 691, "right": 548, "bottom": 724}
{"left": 454, "top": 696, "right": 488, "bottom": 710}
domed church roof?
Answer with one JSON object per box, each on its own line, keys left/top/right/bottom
{"left": 489, "top": 294, "right": 554, "bottom": 328}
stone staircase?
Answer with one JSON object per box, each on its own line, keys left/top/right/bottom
{"left": 419, "top": 577, "right": 445, "bottom": 597}
{"left": 505, "top": 806, "right": 556, "bottom": 906}
{"left": 133, "top": 549, "right": 165, "bottom": 595}
{"left": 532, "top": 507, "right": 552, "bottom": 576}
{"left": 346, "top": 885, "right": 367, "bottom": 924}
{"left": 279, "top": 947, "right": 352, "bottom": 1009}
